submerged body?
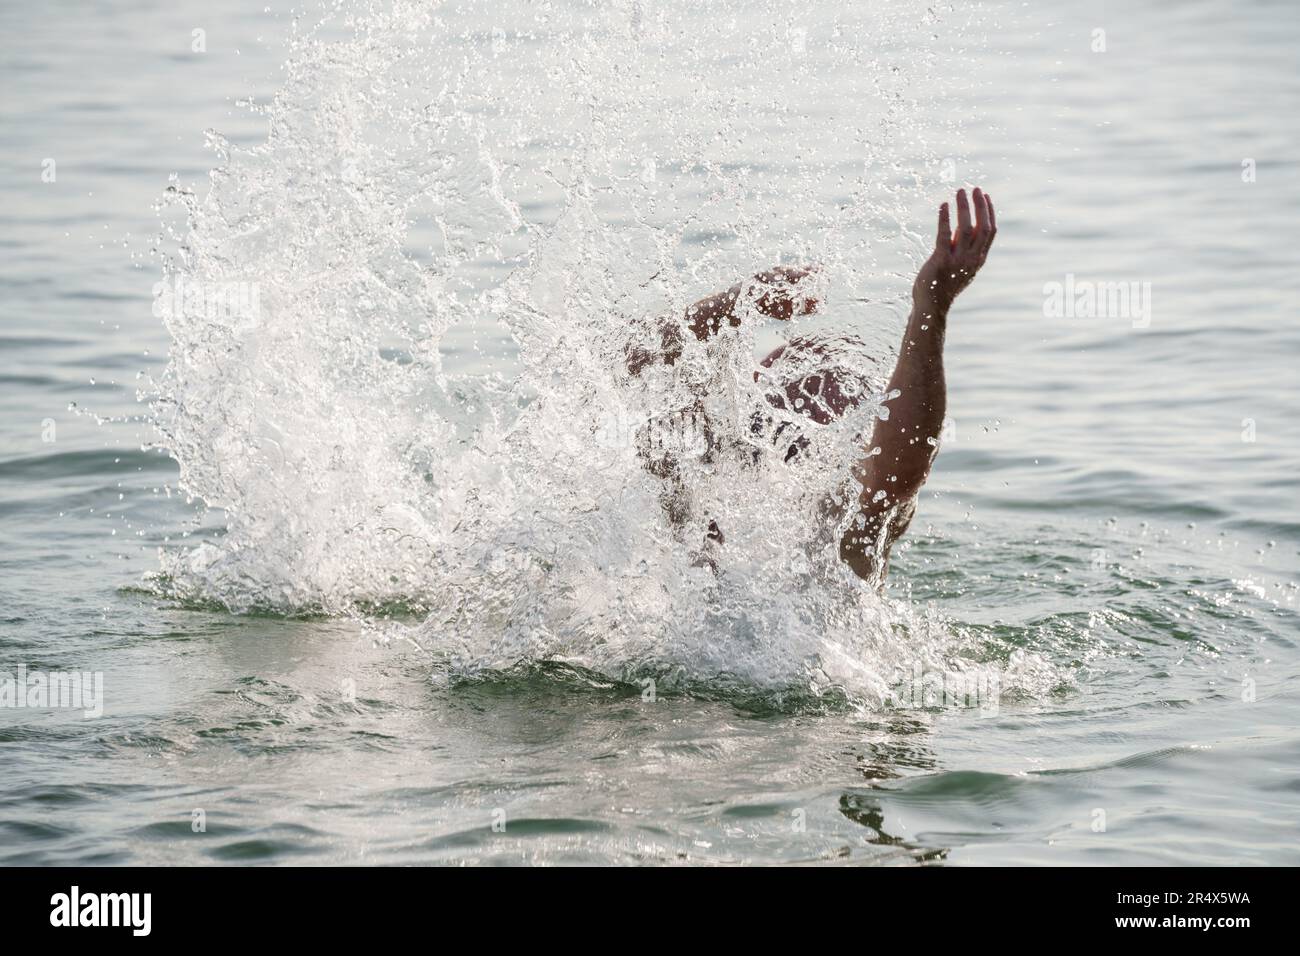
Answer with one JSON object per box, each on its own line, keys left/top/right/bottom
{"left": 627, "top": 188, "right": 997, "bottom": 585}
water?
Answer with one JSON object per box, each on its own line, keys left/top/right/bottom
{"left": 1, "top": 0, "right": 1298, "bottom": 865}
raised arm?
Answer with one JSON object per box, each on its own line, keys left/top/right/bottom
{"left": 684, "top": 264, "right": 821, "bottom": 338}
{"left": 627, "top": 265, "right": 819, "bottom": 373}
{"left": 840, "top": 187, "right": 996, "bottom": 583}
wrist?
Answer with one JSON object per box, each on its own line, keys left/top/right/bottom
{"left": 910, "top": 285, "right": 950, "bottom": 325}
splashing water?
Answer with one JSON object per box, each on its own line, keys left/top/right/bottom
{"left": 145, "top": 0, "right": 1055, "bottom": 706}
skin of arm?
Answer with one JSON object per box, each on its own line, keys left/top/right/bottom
{"left": 626, "top": 265, "right": 819, "bottom": 374}
{"left": 684, "top": 264, "right": 821, "bottom": 338}
{"left": 840, "top": 187, "right": 997, "bottom": 584}
{"left": 623, "top": 264, "right": 820, "bottom": 556}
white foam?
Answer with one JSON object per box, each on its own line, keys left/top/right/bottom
{"left": 144, "top": 0, "right": 1057, "bottom": 706}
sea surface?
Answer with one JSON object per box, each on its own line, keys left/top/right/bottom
{"left": 1, "top": 0, "right": 1298, "bottom": 865}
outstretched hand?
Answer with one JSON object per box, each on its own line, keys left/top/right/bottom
{"left": 914, "top": 187, "right": 996, "bottom": 311}
{"left": 751, "top": 264, "right": 820, "bottom": 320}
{"left": 635, "top": 262, "right": 824, "bottom": 374}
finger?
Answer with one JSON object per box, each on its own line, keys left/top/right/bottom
{"left": 955, "top": 189, "right": 972, "bottom": 244}
{"left": 972, "top": 187, "right": 987, "bottom": 235}
{"left": 936, "top": 201, "right": 951, "bottom": 253}
{"left": 977, "top": 192, "right": 998, "bottom": 254}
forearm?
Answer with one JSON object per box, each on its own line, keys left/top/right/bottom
{"left": 625, "top": 284, "right": 741, "bottom": 375}
{"left": 685, "top": 267, "right": 814, "bottom": 341}
{"left": 839, "top": 292, "right": 948, "bottom": 582}
{"left": 863, "top": 290, "right": 948, "bottom": 508}
{"left": 684, "top": 285, "right": 742, "bottom": 341}
{"left": 627, "top": 267, "right": 819, "bottom": 375}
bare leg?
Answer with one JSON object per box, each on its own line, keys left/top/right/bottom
{"left": 840, "top": 187, "right": 997, "bottom": 583}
